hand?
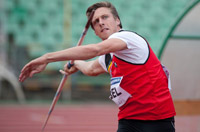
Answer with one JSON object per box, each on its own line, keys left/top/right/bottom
{"left": 19, "top": 56, "right": 48, "bottom": 82}
{"left": 59, "top": 62, "right": 78, "bottom": 75}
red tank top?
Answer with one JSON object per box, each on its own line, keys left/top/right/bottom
{"left": 108, "top": 44, "right": 176, "bottom": 120}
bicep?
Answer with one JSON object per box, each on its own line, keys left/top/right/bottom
{"left": 87, "top": 59, "right": 106, "bottom": 76}
{"left": 75, "top": 59, "right": 106, "bottom": 76}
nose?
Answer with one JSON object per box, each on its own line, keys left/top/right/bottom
{"left": 99, "top": 18, "right": 104, "bottom": 26}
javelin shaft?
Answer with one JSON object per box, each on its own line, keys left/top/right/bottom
{"left": 69, "top": 12, "right": 94, "bottom": 65}
{"left": 42, "top": 75, "right": 67, "bottom": 131}
{"left": 41, "top": 10, "right": 95, "bottom": 132}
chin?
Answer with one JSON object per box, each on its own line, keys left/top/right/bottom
{"left": 101, "top": 35, "right": 109, "bottom": 40}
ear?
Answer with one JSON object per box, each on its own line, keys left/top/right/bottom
{"left": 116, "top": 18, "right": 121, "bottom": 27}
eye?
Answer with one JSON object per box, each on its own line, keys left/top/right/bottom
{"left": 93, "top": 19, "right": 99, "bottom": 26}
{"left": 102, "top": 15, "right": 108, "bottom": 19}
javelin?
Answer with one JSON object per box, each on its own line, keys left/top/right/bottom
{"left": 41, "top": 10, "right": 95, "bottom": 132}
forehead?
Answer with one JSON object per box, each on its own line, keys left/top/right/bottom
{"left": 93, "top": 7, "right": 112, "bottom": 20}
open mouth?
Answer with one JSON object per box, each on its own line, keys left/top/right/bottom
{"left": 101, "top": 28, "right": 109, "bottom": 32}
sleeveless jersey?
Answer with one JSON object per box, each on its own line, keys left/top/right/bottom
{"left": 99, "top": 30, "right": 176, "bottom": 120}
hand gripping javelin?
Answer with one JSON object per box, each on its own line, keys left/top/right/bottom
{"left": 41, "top": 10, "right": 95, "bottom": 132}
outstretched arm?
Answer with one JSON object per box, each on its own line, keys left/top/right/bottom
{"left": 19, "top": 38, "right": 127, "bottom": 82}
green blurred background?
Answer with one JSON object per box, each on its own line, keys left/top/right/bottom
{"left": 0, "top": 0, "right": 199, "bottom": 104}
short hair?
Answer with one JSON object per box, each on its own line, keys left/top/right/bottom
{"left": 86, "top": 1, "right": 122, "bottom": 29}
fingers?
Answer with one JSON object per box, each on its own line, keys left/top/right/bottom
{"left": 67, "top": 62, "right": 74, "bottom": 69}
{"left": 64, "top": 63, "right": 69, "bottom": 71}
{"left": 59, "top": 70, "right": 68, "bottom": 75}
{"left": 19, "top": 65, "right": 31, "bottom": 82}
{"left": 21, "top": 63, "right": 30, "bottom": 74}
{"left": 19, "top": 71, "right": 30, "bottom": 82}
{"left": 62, "top": 62, "right": 78, "bottom": 75}
{"left": 19, "top": 62, "right": 46, "bottom": 82}
{"left": 19, "top": 61, "right": 34, "bottom": 81}
{"left": 19, "top": 68, "right": 40, "bottom": 82}
{"left": 19, "top": 69, "right": 34, "bottom": 82}
{"left": 19, "top": 57, "right": 47, "bottom": 82}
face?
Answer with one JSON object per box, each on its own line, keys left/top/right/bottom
{"left": 92, "top": 7, "right": 121, "bottom": 40}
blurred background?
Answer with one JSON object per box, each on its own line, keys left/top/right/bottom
{"left": 0, "top": 0, "right": 200, "bottom": 131}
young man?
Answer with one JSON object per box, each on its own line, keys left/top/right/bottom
{"left": 19, "top": 2, "right": 176, "bottom": 132}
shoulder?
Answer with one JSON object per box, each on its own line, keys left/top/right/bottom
{"left": 110, "top": 30, "right": 150, "bottom": 64}
{"left": 109, "top": 30, "right": 148, "bottom": 50}
{"left": 109, "top": 30, "right": 147, "bottom": 46}
{"left": 109, "top": 30, "right": 143, "bottom": 39}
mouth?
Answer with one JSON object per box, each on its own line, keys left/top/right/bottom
{"left": 101, "top": 28, "right": 109, "bottom": 32}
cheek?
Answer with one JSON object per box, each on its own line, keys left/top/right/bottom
{"left": 94, "top": 30, "right": 98, "bottom": 36}
{"left": 94, "top": 28, "right": 101, "bottom": 36}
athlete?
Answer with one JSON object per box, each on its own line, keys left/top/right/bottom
{"left": 19, "top": 1, "right": 176, "bottom": 132}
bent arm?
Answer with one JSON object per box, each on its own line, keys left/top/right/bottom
{"left": 74, "top": 59, "right": 106, "bottom": 76}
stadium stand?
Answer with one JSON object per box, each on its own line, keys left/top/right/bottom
{"left": 0, "top": 0, "right": 194, "bottom": 101}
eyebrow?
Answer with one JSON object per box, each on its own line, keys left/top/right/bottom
{"left": 93, "top": 14, "right": 109, "bottom": 23}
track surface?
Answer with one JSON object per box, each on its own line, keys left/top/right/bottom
{"left": 0, "top": 104, "right": 200, "bottom": 132}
